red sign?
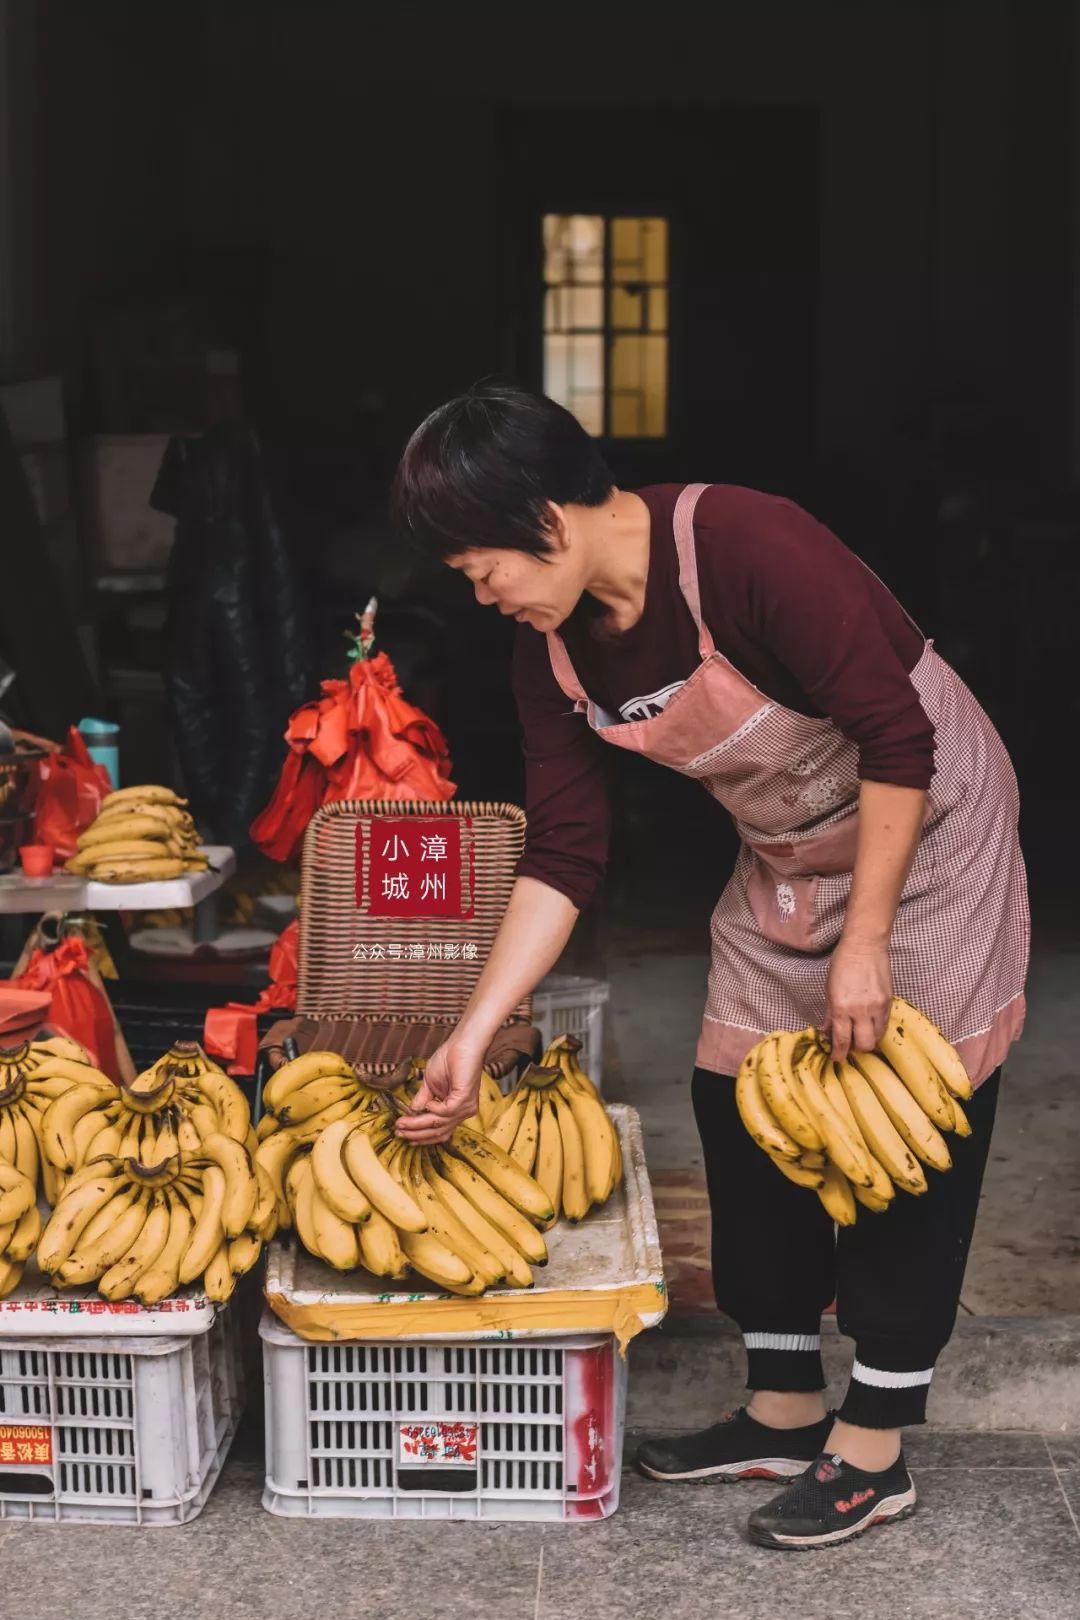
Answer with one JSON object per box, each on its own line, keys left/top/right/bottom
{"left": 361, "top": 817, "right": 473, "bottom": 918}
{"left": 0, "top": 1423, "right": 53, "bottom": 1466}
{"left": 398, "top": 1421, "right": 478, "bottom": 1466}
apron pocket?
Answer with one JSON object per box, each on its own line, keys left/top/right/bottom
{"left": 746, "top": 857, "right": 821, "bottom": 951}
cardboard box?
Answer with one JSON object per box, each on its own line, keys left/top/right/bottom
{"left": 80, "top": 434, "right": 176, "bottom": 574}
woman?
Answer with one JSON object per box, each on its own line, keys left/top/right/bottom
{"left": 391, "top": 382, "right": 1029, "bottom": 1550}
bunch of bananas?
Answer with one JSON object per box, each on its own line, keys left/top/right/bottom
{"left": 483, "top": 1035, "right": 622, "bottom": 1224}
{"left": 36, "top": 1133, "right": 275, "bottom": 1304}
{"left": 256, "top": 1049, "right": 555, "bottom": 1296}
{"left": 65, "top": 785, "right": 207, "bottom": 883}
{"left": 736, "top": 998, "right": 975, "bottom": 1224}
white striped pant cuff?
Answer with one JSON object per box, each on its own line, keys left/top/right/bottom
{"left": 852, "top": 1359, "right": 935, "bottom": 1389}
{"left": 743, "top": 1332, "right": 822, "bottom": 1353}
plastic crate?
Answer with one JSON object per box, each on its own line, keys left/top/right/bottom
{"left": 261, "top": 1315, "right": 626, "bottom": 1522}
{"left": 531, "top": 973, "right": 609, "bottom": 1090}
{"left": 0, "top": 1307, "right": 243, "bottom": 1525}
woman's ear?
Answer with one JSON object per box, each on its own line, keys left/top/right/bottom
{"left": 544, "top": 501, "right": 573, "bottom": 552}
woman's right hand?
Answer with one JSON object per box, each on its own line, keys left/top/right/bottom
{"left": 394, "top": 1037, "right": 484, "bottom": 1144}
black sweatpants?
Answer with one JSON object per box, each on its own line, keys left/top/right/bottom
{"left": 692, "top": 1065, "right": 1001, "bottom": 1428}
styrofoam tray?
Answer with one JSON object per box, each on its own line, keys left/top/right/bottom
{"left": 264, "top": 1104, "right": 665, "bottom": 1340}
{"left": 0, "top": 1262, "right": 217, "bottom": 1337}
{"left": 0, "top": 846, "right": 235, "bottom": 915}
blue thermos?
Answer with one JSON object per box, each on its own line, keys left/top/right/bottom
{"left": 78, "top": 717, "right": 120, "bottom": 790}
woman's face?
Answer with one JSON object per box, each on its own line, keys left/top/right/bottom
{"left": 447, "top": 540, "right": 578, "bottom": 631}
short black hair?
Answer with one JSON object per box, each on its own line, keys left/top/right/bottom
{"left": 391, "top": 381, "right": 614, "bottom": 560}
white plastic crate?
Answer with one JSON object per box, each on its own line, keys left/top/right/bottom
{"left": 261, "top": 1316, "right": 626, "bottom": 1522}
{"left": 532, "top": 973, "right": 609, "bottom": 1090}
{"left": 0, "top": 1307, "right": 243, "bottom": 1525}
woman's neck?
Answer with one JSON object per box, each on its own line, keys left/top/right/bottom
{"left": 580, "top": 490, "right": 652, "bottom": 631}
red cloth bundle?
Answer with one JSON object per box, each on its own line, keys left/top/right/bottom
{"left": 250, "top": 653, "right": 455, "bottom": 862}
{"left": 9, "top": 937, "right": 120, "bottom": 1078}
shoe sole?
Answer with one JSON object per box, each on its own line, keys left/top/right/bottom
{"left": 747, "top": 1487, "right": 918, "bottom": 1549}
{"left": 637, "top": 1457, "right": 811, "bottom": 1483}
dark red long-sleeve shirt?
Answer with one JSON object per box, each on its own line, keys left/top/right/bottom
{"left": 513, "top": 484, "right": 935, "bottom": 910}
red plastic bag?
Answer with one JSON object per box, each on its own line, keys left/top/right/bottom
{"left": 33, "top": 728, "right": 113, "bottom": 861}
{"left": 203, "top": 918, "right": 298, "bottom": 1075}
{"left": 10, "top": 936, "right": 120, "bottom": 1078}
{"left": 250, "top": 653, "right": 455, "bottom": 863}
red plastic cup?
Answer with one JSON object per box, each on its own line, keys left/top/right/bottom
{"left": 18, "top": 844, "right": 54, "bottom": 878}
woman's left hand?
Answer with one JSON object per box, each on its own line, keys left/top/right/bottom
{"left": 822, "top": 937, "right": 892, "bottom": 1062}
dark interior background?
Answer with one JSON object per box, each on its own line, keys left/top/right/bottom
{"left": 3, "top": 0, "right": 1077, "bottom": 929}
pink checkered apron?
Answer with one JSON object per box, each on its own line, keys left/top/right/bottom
{"left": 546, "top": 483, "right": 1029, "bottom": 1085}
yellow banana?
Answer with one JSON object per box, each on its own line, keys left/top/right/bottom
{"left": 450, "top": 1126, "right": 554, "bottom": 1224}
{"left": 249, "top": 1161, "right": 280, "bottom": 1238}
{"left": 42, "top": 1084, "right": 116, "bottom": 1172}
{"left": 86, "top": 857, "right": 188, "bottom": 882}
{"left": 309, "top": 1181, "right": 361, "bottom": 1271}
{"left": 851, "top": 1052, "right": 952, "bottom": 1173}
{"left": 193, "top": 1070, "right": 250, "bottom": 1143}
{"left": 509, "top": 1087, "right": 542, "bottom": 1172}
{"left": 99, "top": 1196, "right": 171, "bottom": 1300}
{"left": 178, "top": 1164, "right": 227, "bottom": 1284}
{"left": 289, "top": 1156, "right": 324, "bottom": 1260}
{"left": 31, "top": 1035, "right": 92, "bottom": 1064}
{"left": 412, "top": 1155, "right": 504, "bottom": 1287}
{"left": 550, "top": 1088, "right": 588, "bottom": 1222}
{"left": 950, "top": 1098, "right": 972, "bottom": 1138}
{"left": 277, "top": 1075, "right": 357, "bottom": 1126}
{"left": 0, "top": 1161, "right": 36, "bottom": 1225}
{"left": 853, "top": 1183, "right": 892, "bottom": 1214}
{"left": 263, "top": 1050, "right": 355, "bottom": 1114}
{"left": 0, "top": 1109, "right": 18, "bottom": 1164}
{"left": 27, "top": 1057, "right": 115, "bottom": 1092}
{"left": 10, "top": 1101, "right": 40, "bottom": 1184}
{"left": 228, "top": 1232, "right": 262, "bottom": 1277}
{"left": 256, "top": 1129, "right": 305, "bottom": 1225}
{"left": 399, "top": 1226, "right": 481, "bottom": 1294}
{"left": 136, "top": 1195, "right": 194, "bottom": 1304}
{"left": 0, "top": 1256, "right": 25, "bottom": 1298}
{"left": 795, "top": 1049, "right": 875, "bottom": 1188}
{"left": 198, "top": 1133, "right": 257, "bottom": 1236}
{"left": 877, "top": 1012, "right": 956, "bottom": 1131}
{"left": 38, "top": 1172, "right": 123, "bottom": 1270}
{"left": 428, "top": 1168, "right": 532, "bottom": 1288}
{"left": 5, "top": 1201, "right": 41, "bottom": 1264}
{"left": 488, "top": 1087, "right": 529, "bottom": 1153}
{"left": 559, "top": 1081, "right": 618, "bottom": 1207}
{"left": 735, "top": 1047, "right": 801, "bottom": 1161}
{"left": 435, "top": 1149, "right": 548, "bottom": 1266}
{"left": 533, "top": 1094, "right": 563, "bottom": 1224}
{"left": 892, "top": 996, "right": 973, "bottom": 1099}
{"left": 78, "top": 814, "right": 174, "bottom": 848}
{"left": 817, "top": 1161, "right": 857, "bottom": 1225}
{"left": 766, "top": 1147, "right": 825, "bottom": 1188}
{"left": 202, "top": 1242, "right": 237, "bottom": 1302}
{"left": 101, "top": 783, "right": 186, "bottom": 809}
{"left": 342, "top": 1127, "right": 424, "bottom": 1231}
{"left": 311, "top": 1119, "right": 373, "bottom": 1224}
{"left": 62, "top": 1193, "right": 150, "bottom": 1285}
{"left": 478, "top": 1071, "right": 504, "bottom": 1128}
{"left": 820, "top": 1060, "right": 894, "bottom": 1206}
{"left": 835, "top": 1059, "right": 927, "bottom": 1195}
{"left": 358, "top": 1207, "right": 408, "bottom": 1279}
{"left": 758, "top": 1034, "right": 823, "bottom": 1151}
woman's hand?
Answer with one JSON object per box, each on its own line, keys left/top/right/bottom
{"left": 394, "top": 1038, "right": 484, "bottom": 1144}
{"left": 823, "top": 936, "right": 892, "bottom": 1063}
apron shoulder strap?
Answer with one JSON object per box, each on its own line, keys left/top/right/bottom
{"left": 545, "top": 628, "right": 589, "bottom": 705}
{"left": 673, "top": 483, "right": 716, "bottom": 659}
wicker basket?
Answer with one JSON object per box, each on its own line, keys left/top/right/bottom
{"left": 262, "top": 799, "right": 536, "bottom": 1079}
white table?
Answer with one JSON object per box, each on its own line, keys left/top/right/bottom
{"left": 0, "top": 845, "right": 235, "bottom": 917}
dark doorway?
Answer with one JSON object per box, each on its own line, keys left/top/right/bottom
{"left": 497, "top": 104, "right": 820, "bottom": 499}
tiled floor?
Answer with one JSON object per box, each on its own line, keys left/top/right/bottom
{"left": 1, "top": 1428, "right": 1076, "bottom": 1620}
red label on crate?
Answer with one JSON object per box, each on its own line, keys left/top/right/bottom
{"left": 0, "top": 1424, "right": 53, "bottom": 1466}
{"left": 398, "top": 1421, "right": 477, "bottom": 1466}
{"left": 359, "top": 818, "right": 473, "bottom": 918}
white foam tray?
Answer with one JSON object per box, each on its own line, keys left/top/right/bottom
{"left": 0, "top": 1262, "right": 218, "bottom": 1337}
{"left": 0, "top": 846, "right": 235, "bottom": 915}
{"left": 265, "top": 1103, "right": 665, "bottom": 1340}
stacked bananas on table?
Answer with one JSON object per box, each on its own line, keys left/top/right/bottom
{"left": 481, "top": 1034, "right": 622, "bottom": 1225}
{"left": 736, "top": 997, "right": 975, "bottom": 1225}
{"left": 256, "top": 1049, "right": 562, "bottom": 1296}
{"left": 0, "top": 1034, "right": 277, "bottom": 1301}
{"left": 65, "top": 784, "right": 208, "bottom": 883}
{"left": 0, "top": 1034, "right": 100, "bottom": 1294}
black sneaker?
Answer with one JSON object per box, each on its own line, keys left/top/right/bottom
{"left": 635, "top": 1406, "right": 834, "bottom": 1483}
{"left": 747, "top": 1450, "right": 917, "bottom": 1549}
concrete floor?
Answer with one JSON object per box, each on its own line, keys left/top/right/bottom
{"left": 2, "top": 1425, "right": 1076, "bottom": 1620}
